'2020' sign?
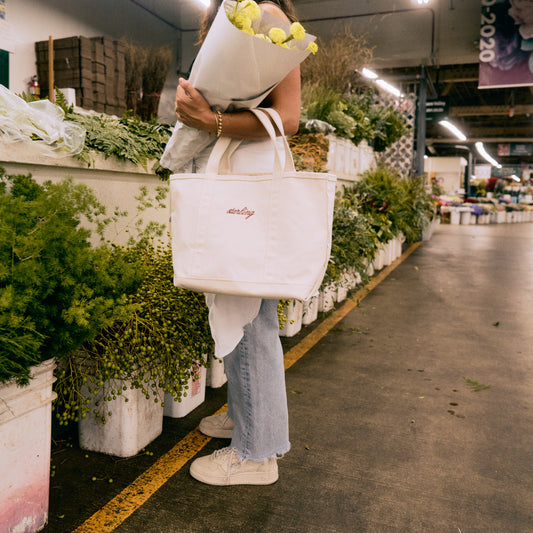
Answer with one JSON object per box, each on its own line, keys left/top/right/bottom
{"left": 479, "top": 0, "right": 498, "bottom": 64}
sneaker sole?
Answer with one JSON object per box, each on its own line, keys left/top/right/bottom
{"left": 198, "top": 421, "right": 233, "bottom": 439}
{"left": 190, "top": 466, "right": 279, "bottom": 486}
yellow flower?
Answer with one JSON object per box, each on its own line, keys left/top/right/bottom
{"left": 305, "top": 41, "right": 318, "bottom": 54}
{"left": 234, "top": 12, "right": 252, "bottom": 30}
{"left": 290, "top": 22, "right": 306, "bottom": 41}
{"left": 255, "top": 33, "right": 272, "bottom": 42}
{"left": 268, "top": 27, "right": 287, "bottom": 44}
{"left": 242, "top": 27, "right": 255, "bottom": 35}
{"left": 238, "top": 0, "right": 261, "bottom": 21}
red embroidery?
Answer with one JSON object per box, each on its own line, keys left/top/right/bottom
{"left": 227, "top": 207, "right": 255, "bottom": 219}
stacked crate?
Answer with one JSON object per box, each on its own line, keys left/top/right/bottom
{"left": 90, "top": 36, "right": 126, "bottom": 115}
{"left": 35, "top": 36, "right": 126, "bottom": 115}
{"left": 35, "top": 37, "right": 93, "bottom": 107}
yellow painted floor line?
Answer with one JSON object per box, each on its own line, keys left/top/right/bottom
{"left": 73, "top": 242, "right": 421, "bottom": 533}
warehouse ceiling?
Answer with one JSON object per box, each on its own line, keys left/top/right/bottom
{"left": 133, "top": 0, "right": 533, "bottom": 166}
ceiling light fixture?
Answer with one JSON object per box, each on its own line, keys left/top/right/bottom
{"left": 375, "top": 79, "right": 404, "bottom": 98}
{"left": 439, "top": 120, "right": 467, "bottom": 141}
{"left": 510, "top": 174, "right": 521, "bottom": 182}
{"left": 361, "top": 67, "right": 378, "bottom": 79}
{"left": 415, "top": 0, "right": 430, "bottom": 4}
{"left": 359, "top": 68, "right": 403, "bottom": 98}
{"left": 475, "top": 141, "right": 502, "bottom": 168}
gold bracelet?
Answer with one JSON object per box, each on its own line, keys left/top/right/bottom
{"left": 215, "top": 110, "right": 223, "bottom": 137}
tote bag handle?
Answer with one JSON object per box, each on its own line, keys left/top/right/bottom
{"left": 205, "top": 107, "right": 295, "bottom": 175}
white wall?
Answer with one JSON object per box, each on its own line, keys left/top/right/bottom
{"left": 425, "top": 156, "right": 467, "bottom": 194}
{"left": 2, "top": 0, "right": 203, "bottom": 123}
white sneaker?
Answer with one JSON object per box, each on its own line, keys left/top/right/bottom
{"left": 199, "top": 411, "right": 234, "bottom": 439}
{"left": 190, "top": 448, "right": 278, "bottom": 486}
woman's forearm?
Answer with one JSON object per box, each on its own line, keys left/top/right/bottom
{"left": 175, "top": 65, "right": 301, "bottom": 139}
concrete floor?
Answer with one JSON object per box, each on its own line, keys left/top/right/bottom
{"left": 44, "top": 223, "right": 533, "bottom": 533}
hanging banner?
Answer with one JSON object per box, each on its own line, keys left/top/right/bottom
{"left": 497, "top": 142, "right": 533, "bottom": 156}
{"left": 478, "top": 0, "right": 533, "bottom": 89}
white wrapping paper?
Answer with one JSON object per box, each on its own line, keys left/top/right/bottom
{"left": 0, "top": 85, "right": 86, "bottom": 156}
{"left": 160, "top": 0, "right": 316, "bottom": 172}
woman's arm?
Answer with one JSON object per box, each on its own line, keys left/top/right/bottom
{"left": 174, "top": 3, "right": 301, "bottom": 139}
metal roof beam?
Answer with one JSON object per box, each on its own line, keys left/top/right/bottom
{"left": 450, "top": 105, "right": 533, "bottom": 117}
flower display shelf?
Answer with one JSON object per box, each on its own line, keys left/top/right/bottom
{"left": 302, "top": 295, "right": 319, "bottom": 326}
{"left": 373, "top": 246, "right": 385, "bottom": 271}
{"left": 164, "top": 361, "right": 207, "bottom": 418}
{"left": 79, "top": 378, "right": 164, "bottom": 457}
{"left": 318, "top": 285, "right": 336, "bottom": 313}
{"left": 279, "top": 299, "right": 303, "bottom": 337}
{"left": 0, "top": 359, "right": 56, "bottom": 533}
{"left": 206, "top": 353, "right": 227, "bottom": 388}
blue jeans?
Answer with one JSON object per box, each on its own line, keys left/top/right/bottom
{"left": 224, "top": 299, "right": 290, "bottom": 461}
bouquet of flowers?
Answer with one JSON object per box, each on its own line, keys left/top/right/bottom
{"left": 160, "top": 0, "right": 317, "bottom": 172}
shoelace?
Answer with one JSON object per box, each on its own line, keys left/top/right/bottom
{"left": 213, "top": 447, "right": 242, "bottom": 482}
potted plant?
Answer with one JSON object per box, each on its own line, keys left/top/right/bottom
{"left": 0, "top": 168, "right": 140, "bottom": 532}
{"left": 54, "top": 241, "right": 213, "bottom": 456}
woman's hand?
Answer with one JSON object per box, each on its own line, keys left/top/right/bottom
{"left": 174, "top": 78, "right": 216, "bottom": 133}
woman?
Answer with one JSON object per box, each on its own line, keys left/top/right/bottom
{"left": 173, "top": 0, "right": 301, "bottom": 486}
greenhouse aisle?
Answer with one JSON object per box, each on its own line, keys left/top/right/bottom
{"left": 45, "top": 223, "right": 533, "bottom": 533}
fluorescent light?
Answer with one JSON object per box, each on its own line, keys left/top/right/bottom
{"left": 414, "top": 0, "right": 430, "bottom": 4}
{"left": 439, "top": 120, "right": 466, "bottom": 141}
{"left": 510, "top": 174, "right": 520, "bottom": 182}
{"left": 193, "top": 0, "right": 210, "bottom": 7}
{"left": 361, "top": 67, "right": 378, "bottom": 79}
{"left": 375, "top": 79, "right": 403, "bottom": 98}
{"left": 475, "top": 142, "right": 502, "bottom": 168}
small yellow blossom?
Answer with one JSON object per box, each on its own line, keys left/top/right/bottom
{"left": 290, "top": 22, "right": 306, "bottom": 41}
{"left": 305, "top": 41, "right": 318, "bottom": 54}
{"left": 268, "top": 27, "right": 287, "bottom": 44}
{"left": 234, "top": 13, "right": 252, "bottom": 30}
{"left": 226, "top": 0, "right": 314, "bottom": 52}
{"left": 238, "top": 1, "right": 261, "bottom": 21}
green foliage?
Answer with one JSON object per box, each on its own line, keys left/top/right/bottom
{"left": 344, "top": 166, "right": 433, "bottom": 243}
{"left": 464, "top": 377, "right": 491, "bottom": 392}
{"left": 324, "top": 165, "right": 434, "bottom": 288}
{"left": 277, "top": 299, "right": 290, "bottom": 330}
{"left": 69, "top": 112, "right": 172, "bottom": 170}
{"left": 397, "top": 175, "right": 436, "bottom": 242}
{"left": 54, "top": 242, "right": 213, "bottom": 425}
{"left": 303, "top": 90, "right": 410, "bottom": 152}
{"left": 323, "top": 205, "right": 376, "bottom": 287}
{"left": 0, "top": 169, "right": 143, "bottom": 385}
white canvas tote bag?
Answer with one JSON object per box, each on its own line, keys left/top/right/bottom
{"left": 169, "top": 108, "right": 336, "bottom": 300}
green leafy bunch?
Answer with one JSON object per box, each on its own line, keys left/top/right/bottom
{"left": 323, "top": 204, "right": 377, "bottom": 287}
{"left": 396, "top": 175, "right": 435, "bottom": 242}
{"left": 69, "top": 112, "right": 171, "bottom": 169}
{"left": 0, "top": 169, "right": 144, "bottom": 385}
{"left": 51, "top": 90, "right": 172, "bottom": 173}
{"left": 343, "top": 166, "right": 434, "bottom": 244}
{"left": 55, "top": 242, "right": 213, "bottom": 425}
{"left": 302, "top": 88, "right": 409, "bottom": 152}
